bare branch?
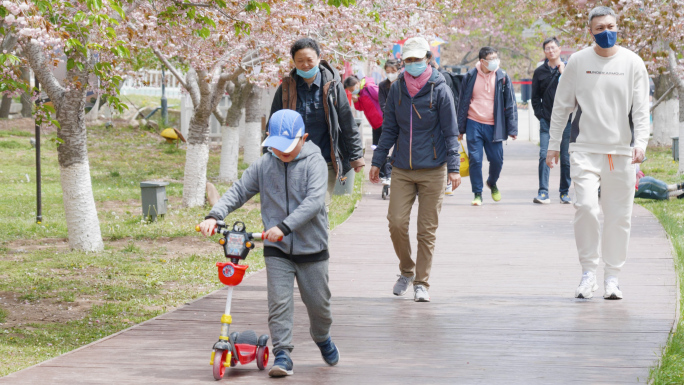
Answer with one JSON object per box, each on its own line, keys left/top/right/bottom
{"left": 651, "top": 84, "right": 676, "bottom": 113}
{"left": 151, "top": 47, "right": 189, "bottom": 90}
{"left": 185, "top": 69, "right": 201, "bottom": 107}
{"left": 24, "top": 39, "right": 65, "bottom": 102}
{"left": 212, "top": 109, "right": 226, "bottom": 126}
{"left": 172, "top": 0, "right": 239, "bottom": 21}
{"left": 668, "top": 48, "right": 684, "bottom": 91}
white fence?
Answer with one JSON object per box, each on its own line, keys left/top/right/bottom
{"left": 120, "top": 70, "right": 184, "bottom": 98}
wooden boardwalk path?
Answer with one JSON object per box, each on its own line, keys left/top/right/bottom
{"left": 1, "top": 139, "right": 677, "bottom": 384}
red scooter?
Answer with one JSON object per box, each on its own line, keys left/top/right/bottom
{"left": 196, "top": 220, "right": 278, "bottom": 380}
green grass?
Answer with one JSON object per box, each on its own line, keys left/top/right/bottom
{"left": 642, "top": 146, "right": 684, "bottom": 384}
{"left": 0, "top": 122, "right": 364, "bottom": 376}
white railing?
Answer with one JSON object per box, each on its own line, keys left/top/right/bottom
{"left": 120, "top": 70, "right": 184, "bottom": 98}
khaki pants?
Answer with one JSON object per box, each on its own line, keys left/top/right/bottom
{"left": 387, "top": 164, "right": 447, "bottom": 288}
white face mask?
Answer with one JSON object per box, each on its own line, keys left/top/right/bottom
{"left": 485, "top": 58, "right": 500, "bottom": 72}
{"left": 387, "top": 72, "right": 398, "bottom": 82}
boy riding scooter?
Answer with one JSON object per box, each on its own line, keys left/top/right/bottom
{"left": 198, "top": 109, "right": 340, "bottom": 377}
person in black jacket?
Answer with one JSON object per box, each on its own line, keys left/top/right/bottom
{"left": 270, "top": 38, "right": 365, "bottom": 208}
{"left": 378, "top": 59, "right": 401, "bottom": 113}
{"left": 531, "top": 37, "right": 572, "bottom": 205}
{"left": 377, "top": 59, "right": 401, "bottom": 182}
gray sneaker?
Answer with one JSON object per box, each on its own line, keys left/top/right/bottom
{"left": 414, "top": 285, "right": 430, "bottom": 302}
{"left": 393, "top": 275, "right": 414, "bottom": 296}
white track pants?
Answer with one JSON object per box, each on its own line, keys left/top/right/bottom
{"left": 570, "top": 152, "right": 636, "bottom": 278}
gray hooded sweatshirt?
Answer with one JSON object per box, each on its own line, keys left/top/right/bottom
{"left": 207, "top": 141, "right": 329, "bottom": 263}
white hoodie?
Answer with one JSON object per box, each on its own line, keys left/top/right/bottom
{"left": 549, "top": 46, "right": 650, "bottom": 156}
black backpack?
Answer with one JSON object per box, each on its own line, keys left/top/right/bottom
{"left": 439, "top": 69, "right": 464, "bottom": 112}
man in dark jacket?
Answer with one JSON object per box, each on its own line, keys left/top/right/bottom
{"left": 531, "top": 37, "right": 572, "bottom": 205}
{"left": 457, "top": 46, "right": 518, "bottom": 206}
{"left": 270, "top": 38, "right": 365, "bottom": 208}
{"left": 369, "top": 37, "right": 461, "bottom": 302}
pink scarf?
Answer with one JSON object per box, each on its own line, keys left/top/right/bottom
{"left": 404, "top": 66, "right": 432, "bottom": 97}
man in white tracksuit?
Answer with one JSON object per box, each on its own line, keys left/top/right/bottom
{"left": 547, "top": 6, "right": 649, "bottom": 300}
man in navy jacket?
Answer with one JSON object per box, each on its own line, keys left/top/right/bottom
{"left": 457, "top": 47, "right": 518, "bottom": 206}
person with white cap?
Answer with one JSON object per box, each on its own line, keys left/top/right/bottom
{"left": 199, "top": 109, "right": 339, "bottom": 377}
{"left": 369, "top": 37, "right": 461, "bottom": 302}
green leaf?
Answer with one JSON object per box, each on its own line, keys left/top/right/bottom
{"left": 110, "top": 3, "right": 125, "bottom": 20}
{"left": 50, "top": 120, "right": 61, "bottom": 129}
{"left": 67, "top": 58, "right": 75, "bottom": 70}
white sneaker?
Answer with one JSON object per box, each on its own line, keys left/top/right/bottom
{"left": 575, "top": 271, "right": 598, "bottom": 299}
{"left": 414, "top": 285, "right": 430, "bottom": 302}
{"left": 382, "top": 178, "right": 391, "bottom": 186}
{"left": 445, "top": 182, "right": 453, "bottom": 196}
{"left": 604, "top": 276, "right": 623, "bottom": 300}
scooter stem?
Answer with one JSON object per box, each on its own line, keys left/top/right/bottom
{"left": 224, "top": 286, "right": 234, "bottom": 316}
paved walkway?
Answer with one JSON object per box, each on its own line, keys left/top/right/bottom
{"left": 1, "top": 140, "right": 677, "bottom": 384}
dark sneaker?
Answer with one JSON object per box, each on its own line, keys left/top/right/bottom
{"left": 472, "top": 193, "right": 483, "bottom": 206}
{"left": 560, "top": 193, "right": 572, "bottom": 204}
{"left": 533, "top": 192, "right": 550, "bottom": 204}
{"left": 486, "top": 181, "right": 501, "bottom": 202}
{"left": 268, "top": 351, "right": 293, "bottom": 377}
{"left": 316, "top": 337, "right": 340, "bottom": 366}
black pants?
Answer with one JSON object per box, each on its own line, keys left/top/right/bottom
{"left": 372, "top": 127, "right": 382, "bottom": 146}
{"left": 379, "top": 156, "right": 392, "bottom": 179}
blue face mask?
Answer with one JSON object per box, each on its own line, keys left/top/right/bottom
{"left": 593, "top": 30, "right": 617, "bottom": 49}
{"left": 404, "top": 61, "right": 427, "bottom": 77}
{"left": 296, "top": 65, "right": 320, "bottom": 79}
{"left": 351, "top": 88, "right": 360, "bottom": 95}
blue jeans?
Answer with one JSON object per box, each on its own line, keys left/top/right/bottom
{"left": 539, "top": 118, "right": 571, "bottom": 195}
{"left": 466, "top": 119, "right": 503, "bottom": 194}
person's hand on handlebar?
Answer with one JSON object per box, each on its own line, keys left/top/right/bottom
{"left": 263, "top": 226, "right": 285, "bottom": 242}
{"left": 199, "top": 218, "right": 217, "bottom": 236}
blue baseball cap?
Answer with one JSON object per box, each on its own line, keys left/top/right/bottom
{"left": 262, "top": 110, "right": 306, "bottom": 153}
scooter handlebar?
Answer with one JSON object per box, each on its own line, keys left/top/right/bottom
{"left": 251, "top": 232, "right": 283, "bottom": 242}
{"left": 195, "top": 225, "right": 282, "bottom": 241}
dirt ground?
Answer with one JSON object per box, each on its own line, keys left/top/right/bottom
{"left": 0, "top": 291, "right": 102, "bottom": 330}
{"left": 1, "top": 235, "right": 222, "bottom": 330}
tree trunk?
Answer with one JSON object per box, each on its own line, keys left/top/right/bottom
{"left": 219, "top": 80, "right": 252, "bottom": 182}
{"left": 20, "top": 66, "right": 32, "bottom": 117}
{"left": 219, "top": 126, "right": 240, "bottom": 182}
{"left": 0, "top": 94, "right": 11, "bottom": 119}
{"left": 24, "top": 39, "right": 104, "bottom": 252}
{"left": 57, "top": 71, "right": 104, "bottom": 252}
{"left": 243, "top": 86, "right": 264, "bottom": 165}
{"left": 652, "top": 74, "right": 678, "bottom": 146}
{"left": 183, "top": 103, "right": 212, "bottom": 207}
{"left": 679, "top": 93, "right": 684, "bottom": 174}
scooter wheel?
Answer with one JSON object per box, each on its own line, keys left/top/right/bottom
{"left": 213, "top": 349, "right": 227, "bottom": 380}
{"left": 256, "top": 345, "right": 269, "bottom": 370}
{"left": 382, "top": 185, "right": 389, "bottom": 200}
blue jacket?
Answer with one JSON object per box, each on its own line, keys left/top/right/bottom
{"left": 371, "top": 68, "right": 460, "bottom": 173}
{"left": 457, "top": 67, "right": 518, "bottom": 141}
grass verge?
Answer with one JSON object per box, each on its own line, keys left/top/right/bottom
{"left": 0, "top": 121, "right": 364, "bottom": 377}
{"left": 641, "top": 146, "right": 684, "bottom": 384}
